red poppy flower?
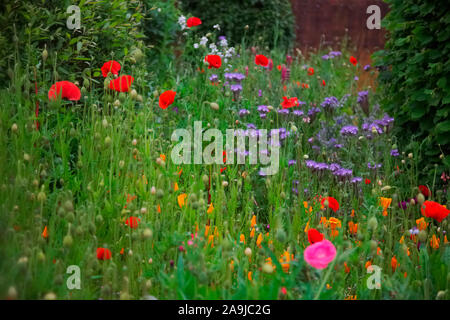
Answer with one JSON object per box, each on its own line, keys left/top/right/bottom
{"left": 281, "top": 96, "right": 298, "bottom": 109}
{"left": 96, "top": 247, "right": 112, "bottom": 260}
{"left": 125, "top": 216, "right": 141, "bottom": 229}
{"left": 420, "top": 201, "right": 449, "bottom": 223}
{"left": 255, "top": 54, "right": 269, "bottom": 67}
{"left": 307, "top": 228, "right": 324, "bottom": 244}
{"left": 186, "top": 17, "right": 202, "bottom": 28}
{"left": 307, "top": 67, "right": 314, "bottom": 76}
{"left": 365, "top": 179, "right": 371, "bottom": 185}
{"left": 109, "top": 75, "right": 134, "bottom": 92}
{"left": 349, "top": 56, "right": 358, "bottom": 66}
{"left": 321, "top": 80, "right": 326, "bottom": 86}
{"left": 321, "top": 196, "right": 340, "bottom": 213}
{"left": 48, "top": 81, "right": 81, "bottom": 101}
{"left": 418, "top": 185, "right": 431, "bottom": 198}
{"left": 205, "top": 55, "right": 222, "bottom": 69}
{"left": 159, "top": 90, "right": 176, "bottom": 109}
{"left": 101, "top": 60, "right": 121, "bottom": 77}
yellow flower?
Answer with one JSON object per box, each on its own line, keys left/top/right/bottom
{"left": 207, "top": 202, "right": 214, "bottom": 214}
{"left": 177, "top": 193, "right": 187, "bottom": 208}
{"left": 250, "top": 215, "right": 257, "bottom": 228}
{"left": 416, "top": 217, "right": 428, "bottom": 231}
{"left": 256, "top": 233, "right": 263, "bottom": 248}
{"left": 379, "top": 197, "right": 392, "bottom": 216}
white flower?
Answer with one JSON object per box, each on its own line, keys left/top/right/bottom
{"left": 209, "top": 43, "right": 217, "bottom": 50}
{"left": 219, "top": 39, "right": 228, "bottom": 47}
{"left": 193, "top": 43, "right": 199, "bottom": 49}
{"left": 178, "top": 16, "right": 186, "bottom": 30}
{"left": 213, "top": 24, "right": 220, "bottom": 30}
{"left": 200, "top": 36, "right": 208, "bottom": 46}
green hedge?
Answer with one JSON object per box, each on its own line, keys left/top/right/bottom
{"left": 0, "top": 0, "right": 145, "bottom": 88}
{"left": 179, "top": 0, "right": 295, "bottom": 50}
{"left": 374, "top": 0, "right": 450, "bottom": 180}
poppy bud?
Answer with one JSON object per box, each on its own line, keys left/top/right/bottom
{"left": 410, "top": 198, "right": 416, "bottom": 205}
{"left": 202, "top": 174, "right": 209, "bottom": 185}
{"left": 119, "top": 160, "right": 125, "bottom": 168}
{"left": 42, "top": 48, "right": 48, "bottom": 62}
{"left": 222, "top": 181, "right": 228, "bottom": 187}
{"left": 262, "top": 263, "right": 274, "bottom": 274}
{"left": 156, "top": 189, "right": 164, "bottom": 198}
{"left": 130, "top": 89, "right": 138, "bottom": 99}
{"left": 210, "top": 102, "right": 219, "bottom": 110}
{"left": 370, "top": 240, "right": 378, "bottom": 252}
{"left": 63, "top": 234, "right": 73, "bottom": 247}
{"left": 64, "top": 200, "right": 74, "bottom": 212}
{"left": 7, "top": 286, "right": 18, "bottom": 300}
{"left": 137, "top": 95, "right": 143, "bottom": 102}
{"left": 417, "top": 193, "right": 425, "bottom": 204}
{"left": 11, "top": 123, "right": 18, "bottom": 133}
{"left": 140, "top": 207, "right": 147, "bottom": 215}
{"left": 43, "top": 292, "right": 57, "bottom": 300}
{"left": 408, "top": 153, "right": 413, "bottom": 159}
{"left": 37, "top": 191, "right": 47, "bottom": 202}
{"left": 104, "top": 136, "right": 112, "bottom": 147}
{"left": 142, "top": 228, "right": 153, "bottom": 239}
{"left": 113, "top": 100, "right": 121, "bottom": 108}
{"left": 153, "top": 90, "right": 159, "bottom": 98}
{"left": 436, "top": 291, "right": 446, "bottom": 300}
{"left": 244, "top": 247, "right": 252, "bottom": 257}
{"left": 418, "top": 230, "right": 427, "bottom": 242}
{"left": 150, "top": 186, "right": 156, "bottom": 194}
{"left": 368, "top": 217, "right": 378, "bottom": 230}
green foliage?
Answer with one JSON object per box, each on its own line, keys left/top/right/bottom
{"left": 0, "top": 0, "right": 146, "bottom": 87}
{"left": 180, "top": 0, "right": 295, "bottom": 50}
{"left": 142, "top": 1, "right": 181, "bottom": 72}
{"left": 373, "top": 0, "right": 450, "bottom": 181}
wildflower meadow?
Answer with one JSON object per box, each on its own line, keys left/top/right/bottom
{"left": 0, "top": 0, "right": 449, "bottom": 304}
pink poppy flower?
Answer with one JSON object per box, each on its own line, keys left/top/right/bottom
{"left": 304, "top": 239, "right": 336, "bottom": 269}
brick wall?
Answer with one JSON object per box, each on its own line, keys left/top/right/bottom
{"left": 290, "top": 0, "right": 388, "bottom": 53}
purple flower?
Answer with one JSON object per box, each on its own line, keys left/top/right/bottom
{"left": 257, "top": 105, "right": 269, "bottom": 113}
{"left": 364, "top": 64, "right": 371, "bottom": 71}
{"left": 277, "top": 109, "right": 289, "bottom": 115}
{"left": 320, "top": 96, "right": 340, "bottom": 110}
{"left": 209, "top": 74, "right": 218, "bottom": 83}
{"left": 258, "top": 89, "right": 262, "bottom": 97}
{"left": 230, "top": 84, "right": 243, "bottom": 92}
{"left": 238, "top": 109, "right": 250, "bottom": 117}
{"left": 367, "top": 162, "right": 382, "bottom": 170}
{"left": 340, "top": 125, "right": 358, "bottom": 136}
{"left": 357, "top": 91, "right": 369, "bottom": 104}
{"left": 288, "top": 160, "right": 297, "bottom": 166}
{"left": 293, "top": 110, "right": 304, "bottom": 117}
{"left": 351, "top": 177, "right": 362, "bottom": 183}
{"left": 225, "top": 73, "right": 245, "bottom": 82}
{"left": 390, "top": 149, "right": 400, "bottom": 157}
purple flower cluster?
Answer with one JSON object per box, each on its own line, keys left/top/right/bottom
{"left": 238, "top": 109, "right": 250, "bottom": 117}
{"left": 257, "top": 105, "right": 269, "bottom": 119}
{"left": 340, "top": 125, "right": 359, "bottom": 136}
{"left": 305, "top": 160, "right": 354, "bottom": 180}
{"left": 367, "top": 162, "right": 382, "bottom": 170}
{"left": 357, "top": 91, "right": 369, "bottom": 104}
{"left": 390, "top": 149, "right": 400, "bottom": 157}
{"left": 224, "top": 73, "right": 245, "bottom": 83}
{"left": 209, "top": 74, "right": 218, "bottom": 83}
{"left": 230, "top": 84, "right": 243, "bottom": 92}
{"left": 321, "top": 51, "right": 342, "bottom": 60}
{"left": 320, "top": 96, "right": 340, "bottom": 110}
